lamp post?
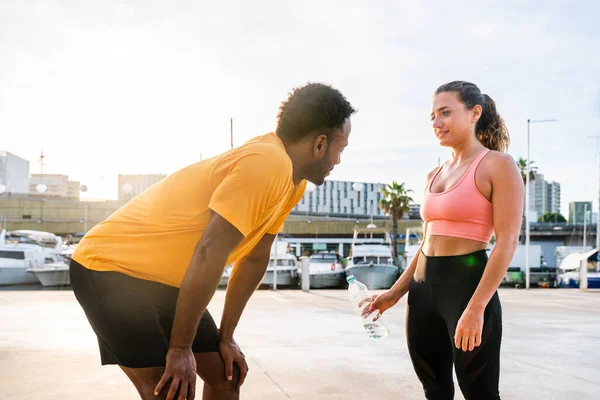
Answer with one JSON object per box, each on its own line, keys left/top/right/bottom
{"left": 80, "top": 185, "right": 89, "bottom": 233}
{"left": 0, "top": 184, "right": 6, "bottom": 230}
{"left": 301, "top": 183, "right": 315, "bottom": 292}
{"left": 586, "top": 135, "right": 600, "bottom": 252}
{"left": 525, "top": 118, "right": 557, "bottom": 289}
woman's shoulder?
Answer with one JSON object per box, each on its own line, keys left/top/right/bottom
{"left": 480, "top": 150, "right": 521, "bottom": 182}
{"left": 482, "top": 150, "right": 516, "bottom": 167}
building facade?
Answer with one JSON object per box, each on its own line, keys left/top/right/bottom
{"left": 30, "top": 174, "right": 80, "bottom": 199}
{"left": 528, "top": 173, "right": 561, "bottom": 217}
{"left": 118, "top": 174, "right": 167, "bottom": 201}
{"left": 293, "top": 180, "right": 391, "bottom": 218}
{"left": 0, "top": 151, "right": 30, "bottom": 194}
{"left": 569, "top": 201, "right": 593, "bottom": 225}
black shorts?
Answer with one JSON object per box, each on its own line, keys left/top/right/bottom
{"left": 69, "top": 259, "right": 220, "bottom": 368}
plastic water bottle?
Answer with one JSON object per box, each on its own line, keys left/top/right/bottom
{"left": 346, "top": 274, "right": 390, "bottom": 341}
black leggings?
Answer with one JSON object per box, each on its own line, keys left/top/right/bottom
{"left": 407, "top": 250, "right": 502, "bottom": 400}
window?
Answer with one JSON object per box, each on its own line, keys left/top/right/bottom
{"left": 309, "top": 254, "right": 341, "bottom": 263}
{"left": 0, "top": 251, "right": 25, "bottom": 260}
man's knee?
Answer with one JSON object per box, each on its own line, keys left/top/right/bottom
{"left": 204, "top": 363, "right": 240, "bottom": 394}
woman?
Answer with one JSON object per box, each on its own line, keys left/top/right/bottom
{"left": 365, "top": 81, "right": 523, "bottom": 399}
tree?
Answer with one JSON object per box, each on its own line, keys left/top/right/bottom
{"left": 379, "top": 181, "right": 414, "bottom": 265}
{"left": 538, "top": 212, "right": 566, "bottom": 223}
{"left": 516, "top": 157, "right": 538, "bottom": 185}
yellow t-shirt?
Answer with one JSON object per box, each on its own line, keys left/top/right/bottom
{"left": 72, "top": 133, "right": 306, "bottom": 287}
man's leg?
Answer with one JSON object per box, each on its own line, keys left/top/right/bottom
{"left": 119, "top": 352, "right": 239, "bottom": 400}
{"left": 196, "top": 352, "right": 240, "bottom": 400}
{"left": 120, "top": 366, "right": 168, "bottom": 400}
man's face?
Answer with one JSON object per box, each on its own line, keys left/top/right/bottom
{"left": 305, "top": 118, "right": 351, "bottom": 185}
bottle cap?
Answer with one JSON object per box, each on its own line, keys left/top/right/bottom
{"left": 346, "top": 274, "right": 355, "bottom": 283}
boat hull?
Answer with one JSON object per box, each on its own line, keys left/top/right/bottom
{"left": 28, "top": 267, "right": 70, "bottom": 287}
{"left": 345, "top": 264, "right": 400, "bottom": 289}
{"left": 261, "top": 269, "right": 298, "bottom": 286}
{"left": 0, "top": 267, "right": 40, "bottom": 286}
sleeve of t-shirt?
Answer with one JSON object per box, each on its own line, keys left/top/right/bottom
{"left": 209, "top": 151, "right": 291, "bottom": 237}
{"left": 266, "top": 180, "right": 307, "bottom": 235}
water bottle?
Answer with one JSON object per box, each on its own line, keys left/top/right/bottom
{"left": 346, "top": 274, "right": 390, "bottom": 341}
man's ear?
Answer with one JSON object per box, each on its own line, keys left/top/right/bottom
{"left": 313, "top": 134, "right": 328, "bottom": 156}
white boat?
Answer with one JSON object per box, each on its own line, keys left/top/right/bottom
{"left": 345, "top": 228, "right": 400, "bottom": 290}
{"left": 0, "top": 229, "right": 47, "bottom": 285}
{"left": 1, "top": 230, "right": 71, "bottom": 287}
{"left": 219, "top": 265, "right": 232, "bottom": 287}
{"left": 219, "top": 242, "right": 300, "bottom": 288}
{"left": 262, "top": 253, "right": 299, "bottom": 287}
{"left": 262, "top": 241, "right": 298, "bottom": 287}
{"left": 555, "top": 246, "right": 594, "bottom": 268}
{"left": 28, "top": 261, "right": 71, "bottom": 287}
{"left": 557, "top": 249, "right": 600, "bottom": 289}
{"left": 298, "top": 252, "right": 345, "bottom": 289}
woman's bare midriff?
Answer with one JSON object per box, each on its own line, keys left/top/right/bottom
{"left": 422, "top": 235, "right": 488, "bottom": 257}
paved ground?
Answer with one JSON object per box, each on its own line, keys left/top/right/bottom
{"left": 1, "top": 287, "right": 599, "bottom": 399}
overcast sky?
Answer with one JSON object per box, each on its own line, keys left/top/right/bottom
{"left": 1, "top": 0, "right": 599, "bottom": 214}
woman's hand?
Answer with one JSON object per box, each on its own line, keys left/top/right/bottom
{"left": 455, "top": 306, "right": 484, "bottom": 352}
{"left": 359, "top": 290, "right": 400, "bottom": 320}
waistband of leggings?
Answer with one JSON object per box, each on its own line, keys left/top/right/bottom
{"left": 417, "top": 249, "right": 488, "bottom": 284}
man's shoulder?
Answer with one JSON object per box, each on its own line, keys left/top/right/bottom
{"left": 238, "top": 136, "right": 291, "bottom": 170}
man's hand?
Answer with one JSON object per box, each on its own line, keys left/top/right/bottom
{"left": 219, "top": 338, "right": 249, "bottom": 388}
{"left": 155, "top": 347, "right": 197, "bottom": 400}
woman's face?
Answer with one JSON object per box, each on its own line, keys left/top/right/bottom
{"left": 430, "top": 91, "right": 480, "bottom": 148}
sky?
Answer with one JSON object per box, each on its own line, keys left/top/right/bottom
{"left": 1, "top": 0, "right": 599, "bottom": 214}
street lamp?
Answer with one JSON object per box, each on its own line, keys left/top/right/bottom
{"left": 525, "top": 118, "right": 557, "bottom": 289}
{"left": 79, "top": 185, "right": 89, "bottom": 233}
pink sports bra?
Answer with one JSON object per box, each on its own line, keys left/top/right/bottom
{"left": 420, "top": 149, "right": 494, "bottom": 243}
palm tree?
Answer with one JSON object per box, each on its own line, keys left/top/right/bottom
{"left": 379, "top": 181, "right": 414, "bottom": 265}
{"left": 516, "top": 157, "right": 537, "bottom": 185}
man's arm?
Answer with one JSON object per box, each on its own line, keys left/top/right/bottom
{"left": 155, "top": 212, "right": 243, "bottom": 399}
{"left": 218, "top": 233, "right": 276, "bottom": 387}
{"left": 169, "top": 212, "right": 244, "bottom": 349}
{"left": 220, "top": 233, "right": 276, "bottom": 340}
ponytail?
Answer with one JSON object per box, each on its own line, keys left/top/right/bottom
{"left": 476, "top": 94, "right": 510, "bottom": 152}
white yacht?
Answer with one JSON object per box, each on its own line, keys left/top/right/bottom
{"left": 219, "top": 242, "right": 300, "bottom": 288}
{"left": 0, "top": 230, "right": 71, "bottom": 287}
{"left": 298, "top": 252, "right": 345, "bottom": 289}
{"left": 345, "top": 228, "right": 400, "bottom": 290}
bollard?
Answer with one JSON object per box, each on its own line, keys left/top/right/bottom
{"left": 301, "top": 256, "right": 310, "bottom": 292}
{"left": 580, "top": 259, "right": 588, "bottom": 291}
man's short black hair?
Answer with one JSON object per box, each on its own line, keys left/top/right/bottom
{"left": 276, "top": 83, "right": 356, "bottom": 143}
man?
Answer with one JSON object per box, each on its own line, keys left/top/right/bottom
{"left": 70, "top": 82, "right": 356, "bottom": 400}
